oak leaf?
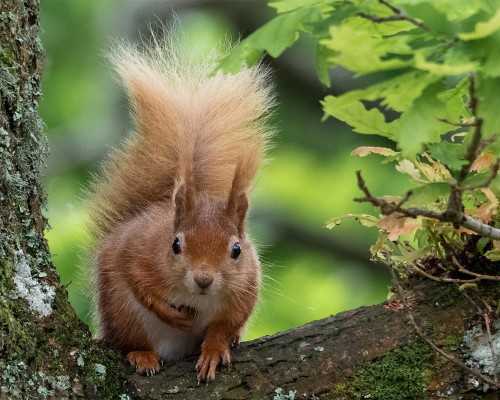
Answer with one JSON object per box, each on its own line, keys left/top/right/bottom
{"left": 378, "top": 215, "right": 422, "bottom": 241}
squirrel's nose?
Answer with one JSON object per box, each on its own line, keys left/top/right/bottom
{"left": 194, "top": 272, "right": 213, "bottom": 289}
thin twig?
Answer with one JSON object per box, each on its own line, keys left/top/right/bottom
{"left": 456, "top": 266, "right": 500, "bottom": 282}
{"left": 354, "top": 170, "right": 500, "bottom": 240}
{"left": 358, "top": 0, "right": 430, "bottom": 32}
{"left": 458, "top": 75, "right": 484, "bottom": 185}
{"left": 378, "top": 0, "right": 400, "bottom": 14}
{"left": 411, "top": 260, "right": 500, "bottom": 284}
{"left": 411, "top": 262, "right": 451, "bottom": 283}
{"left": 386, "top": 257, "right": 500, "bottom": 389}
{"left": 450, "top": 255, "right": 500, "bottom": 282}
{"left": 411, "top": 261, "right": 480, "bottom": 283}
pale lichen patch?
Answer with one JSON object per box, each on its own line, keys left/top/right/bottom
{"left": 11, "top": 249, "right": 55, "bottom": 317}
{"left": 463, "top": 322, "right": 500, "bottom": 376}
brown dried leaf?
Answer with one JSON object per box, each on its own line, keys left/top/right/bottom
{"left": 416, "top": 161, "right": 450, "bottom": 182}
{"left": 395, "top": 160, "right": 422, "bottom": 182}
{"left": 351, "top": 146, "right": 397, "bottom": 157}
{"left": 378, "top": 215, "right": 422, "bottom": 241}
{"left": 385, "top": 297, "right": 404, "bottom": 311}
{"left": 475, "top": 188, "right": 499, "bottom": 223}
{"left": 470, "top": 153, "right": 494, "bottom": 172}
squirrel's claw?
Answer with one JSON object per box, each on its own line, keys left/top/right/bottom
{"left": 127, "top": 351, "right": 161, "bottom": 376}
{"left": 196, "top": 349, "right": 230, "bottom": 383}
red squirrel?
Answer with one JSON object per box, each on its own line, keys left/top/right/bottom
{"left": 87, "top": 34, "right": 274, "bottom": 382}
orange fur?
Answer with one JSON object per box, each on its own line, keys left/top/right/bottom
{"left": 88, "top": 33, "right": 273, "bottom": 382}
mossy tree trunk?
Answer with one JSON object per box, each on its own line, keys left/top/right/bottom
{"left": 1, "top": 2, "right": 498, "bottom": 400}
{"left": 0, "top": 1, "right": 128, "bottom": 398}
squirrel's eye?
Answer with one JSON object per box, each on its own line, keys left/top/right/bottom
{"left": 231, "top": 242, "right": 241, "bottom": 259}
{"left": 172, "top": 237, "right": 181, "bottom": 255}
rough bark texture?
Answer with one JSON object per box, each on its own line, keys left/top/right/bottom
{"left": 127, "top": 279, "right": 498, "bottom": 399}
{"left": 0, "top": 1, "right": 129, "bottom": 398}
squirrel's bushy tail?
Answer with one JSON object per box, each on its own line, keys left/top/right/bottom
{"left": 88, "top": 33, "right": 275, "bottom": 238}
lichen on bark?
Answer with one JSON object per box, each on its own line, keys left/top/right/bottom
{"left": 1, "top": 0, "right": 129, "bottom": 398}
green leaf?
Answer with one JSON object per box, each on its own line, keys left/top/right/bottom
{"left": 399, "top": 0, "right": 493, "bottom": 22}
{"left": 304, "top": 4, "right": 359, "bottom": 38}
{"left": 426, "top": 142, "right": 468, "bottom": 172}
{"left": 459, "top": 9, "right": 500, "bottom": 40}
{"left": 321, "top": 95, "right": 398, "bottom": 139}
{"left": 399, "top": 2, "right": 456, "bottom": 36}
{"left": 217, "top": 44, "right": 262, "bottom": 73}
{"left": 476, "top": 237, "right": 490, "bottom": 254}
{"left": 414, "top": 51, "right": 478, "bottom": 75}
{"left": 370, "top": 233, "right": 390, "bottom": 257}
{"left": 321, "top": 70, "right": 439, "bottom": 113}
{"left": 398, "top": 84, "right": 450, "bottom": 156}
{"left": 218, "top": 7, "right": 323, "bottom": 72}
{"left": 269, "top": 0, "right": 318, "bottom": 13}
{"left": 361, "top": 71, "right": 440, "bottom": 113}
{"left": 248, "top": 8, "right": 322, "bottom": 57}
{"left": 392, "top": 248, "right": 429, "bottom": 264}
{"left": 320, "top": 17, "right": 413, "bottom": 76}
{"left": 484, "top": 248, "right": 500, "bottom": 261}
{"left": 477, "top": 77, "right": 500, "bottom": 138}
{"left": 316, "top": 44, "right": 334, "bottom": 86}
{"left": 481, "top": 35, "right": 500, "bottom": 77}
{"left": 404, "top": 182, "right": 449, "bottom": 208}
{"left": 326, "top": 214, "right": 379, "bottom": 229}
{"left": 404, "top": 172, "right": 493, "bottom": 208}
{"left": 436, "top": 76, "right": 469, "bottom": 118}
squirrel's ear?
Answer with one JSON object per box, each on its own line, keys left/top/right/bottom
{"left": 227, "top": 164, "right": 250, "bottom": 235}
{"left": 227, "top": 191, "right": 249, "bottom": 236}
{"left": 173, "top": 180, "right": 194, "bottom": 227}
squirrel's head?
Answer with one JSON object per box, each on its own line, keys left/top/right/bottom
{"left": 166, "top": 171, "right": 259, "bottom": 301}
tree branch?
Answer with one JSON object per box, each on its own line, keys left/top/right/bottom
{"left": 354, "top": 171, "right": 500, "bottom": 240}
{"left": 126, "top": 279, "right": 493, "bottom": 398}
{"left": 462, "top": 214, "right": 500, "bottom": 240}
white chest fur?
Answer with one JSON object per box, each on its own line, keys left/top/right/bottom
{"left": 127, "top": 292, "right": 220, "bottom": 360}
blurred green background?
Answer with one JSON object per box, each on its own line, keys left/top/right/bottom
{"left": 40, "top": 0, "right": 409, "bottom": 340}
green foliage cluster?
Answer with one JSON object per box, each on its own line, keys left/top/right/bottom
{"left": 223, "top": 0, "right": 500, "bottom": 154}
{"left": 222, "top": 0, "right": 500, "bottom": 268}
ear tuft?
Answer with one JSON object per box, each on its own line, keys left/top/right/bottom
{"left": 227, "top": 162, "right": 250, "bottom": 235}
{"left": 228, "top": 192, "right": 249, "bottom": 236}
{"left": 173, "top": 180, "right": 194, "bottom": 228}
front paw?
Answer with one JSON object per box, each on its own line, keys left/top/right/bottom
{"left": 168, "top": 304, "right": 196, "bottom": 331}
{"left": 195, "top": 346, "right": 231, "bottom": 383}
{"left": 127, "top": 351, "right": 161, "bottom": 376}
